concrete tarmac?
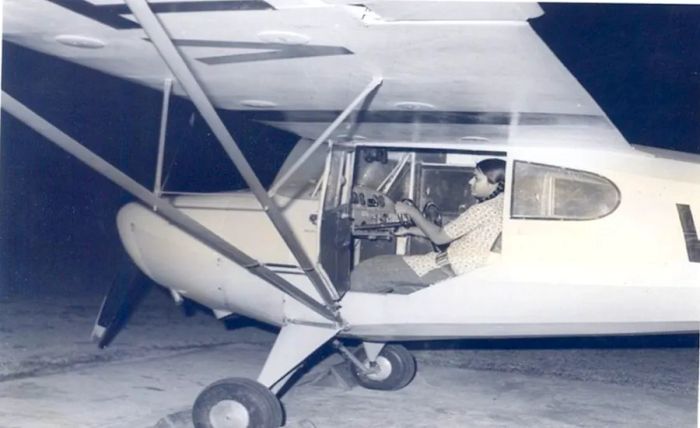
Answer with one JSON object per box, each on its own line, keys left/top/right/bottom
{"left": 1, "top": 292, "right": 696, "bottom": 428}
{"left": 0, "top": 341, "right": 696, "bottom": 428}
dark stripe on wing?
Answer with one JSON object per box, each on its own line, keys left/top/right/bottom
{"left": 46, "top": 1, "right": 274, "bottom": 30}
{"left": 231, "top": 110, "right": 607, "bottom": 126}
{"left": 171, "top": 39, "right": 353, "bottom": 65}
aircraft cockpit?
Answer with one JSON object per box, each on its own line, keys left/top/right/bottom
{"left": 317, "top": 144, "right": 506, "bottom": 296}
{"left": 271, "top": 140, "right": 626, "bottom": 298}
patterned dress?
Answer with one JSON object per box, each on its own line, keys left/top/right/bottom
{"left": 403, "top": 194, "right": 504, "bottom": 277}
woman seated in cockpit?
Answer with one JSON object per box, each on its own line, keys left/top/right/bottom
{"left": 350, "top": 158, "right": 505, "bottom": 294}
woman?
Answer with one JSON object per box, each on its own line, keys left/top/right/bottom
{"left": 350, "top": 158, "right": 506, "bottom": 294}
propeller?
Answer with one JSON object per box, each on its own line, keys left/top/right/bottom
{"left": 91, "top": 257, "right": 152, "bottom": 349}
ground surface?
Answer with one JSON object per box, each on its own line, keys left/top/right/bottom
{"left": 0, "top": 289, "right": 698, "bottom": 428}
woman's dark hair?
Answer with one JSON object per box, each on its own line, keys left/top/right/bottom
{"left": 476, "top": 158, "right": 506, "bottom": 184}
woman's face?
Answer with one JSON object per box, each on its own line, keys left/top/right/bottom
{"left": 469, "top": 168, "right": 498, "bottom": 198}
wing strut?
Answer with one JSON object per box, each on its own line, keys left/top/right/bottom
{"left": 153, "top": 77, "right": 172, "bottom": 197}
{"left": 268, "top": 76, "right": 383, "bottom": 197}
{"left": 1, "top": 92, "right": 339, "bottom": 323}
{"left": 125, "top": 0, "right": 338, "bottom": 308}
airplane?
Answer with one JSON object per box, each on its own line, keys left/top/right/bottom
{"left": 3, "top": 1, "right": 700, "bottom": 427}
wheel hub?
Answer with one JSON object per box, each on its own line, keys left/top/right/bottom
{"left": 364, "top": 356, "right": 392, "bottom": 381}
{"left": 209, "top": 400, "right": 250, "bottom": 428}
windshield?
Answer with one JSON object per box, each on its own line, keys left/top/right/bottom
{"left": 271, "top": 140, "right": 328, "bottom": 199}
{"left": 354, "top": 148, "right": 411, "bottom": 201}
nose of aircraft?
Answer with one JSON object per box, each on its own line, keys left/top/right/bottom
{"left": 116, "top": 202, "right": 153, "bottom": 275}
{"left": 91, "top": 202, "right": 156, "bottom": 349}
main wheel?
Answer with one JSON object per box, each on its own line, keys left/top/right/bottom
{"left": 192, "top": 378, "right": 283, "bottom": 428}
{"left": 350, "top": 344, "right": 416, "bottom": 391}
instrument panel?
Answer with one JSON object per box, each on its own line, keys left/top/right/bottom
{"left": 351, "top": 186, "right": 402, "bottom": 237}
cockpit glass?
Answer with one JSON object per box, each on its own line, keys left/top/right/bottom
{"left": 385, "top": 166, "right": 411, "bottom": 202}
{"left": 354, "top": 158, "right": 398, "bottom": 190}
{"left": 272, "top": 141, "right": 328, "bottom": 199}
{"left": 512, "top": 161, "right": 620, "bottom": 220}
{"left": 354, "top": 149, "right": 412, "bottom": 201}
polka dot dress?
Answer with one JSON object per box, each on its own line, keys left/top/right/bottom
{"left": 404, "top": 194, "right": 504, "bottom": 277}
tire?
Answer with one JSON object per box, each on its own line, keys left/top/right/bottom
{"left": 350, "top": 344, "right": 417, "bottom": 391}
{"left": 192, "top": 377, "right": 284, "bottom": 428}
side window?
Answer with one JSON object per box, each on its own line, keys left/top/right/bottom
{"left": 512, "top": 162, "right": 620, "bottom": 220}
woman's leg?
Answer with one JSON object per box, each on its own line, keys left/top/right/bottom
{"left": 350, "top": 255, "right": 426, "bottom": 294}
{"left": 419, "top": 267, "right": 452, "bottom": 286}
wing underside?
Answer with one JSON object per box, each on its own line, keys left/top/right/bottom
{"left": 3, "top": 0, "right": 629, "bottom": 149}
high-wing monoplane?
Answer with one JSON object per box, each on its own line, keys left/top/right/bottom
{"left": 3, "top": 1, "right": 700, "bottom": 427}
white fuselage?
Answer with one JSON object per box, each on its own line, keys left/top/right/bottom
{"left": 117, "top": 144, "right": 700, "bottom": 340}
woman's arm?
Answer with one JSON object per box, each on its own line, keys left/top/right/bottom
{"left": 395, "top": 202, "right": 453, "bottom": 245}
{"left": 395, "top": 226, "right": 424, "bottom": 237}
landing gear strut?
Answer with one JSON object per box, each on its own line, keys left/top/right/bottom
{"left": 345, "top": 343, "right": 417, "bottom": 391}
{"left": 192, "top": 378, "right": 283, "bottom": 428}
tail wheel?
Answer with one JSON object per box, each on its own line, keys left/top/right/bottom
{"left": 351, "top": 344, "right": 416, "bottom": 391}
{"left": 192, "top": 377, "right": 283, "bottom": 428}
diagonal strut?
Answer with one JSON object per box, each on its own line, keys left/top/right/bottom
{"left": 125, "top": 0, "right": 339, "bottom": 308}
{"left": 2, "top": 92, "right": 339, "bottom": 322}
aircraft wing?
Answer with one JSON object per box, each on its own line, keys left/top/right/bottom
{"left": 3, "top": 0, "right": 630, "bottom": 149}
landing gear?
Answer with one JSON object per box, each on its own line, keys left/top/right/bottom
{"left": 350, "top": 344, "right": 417, "bottom": 391}
{"left": 192, "top": 377, "right": 283, "bottom": 428}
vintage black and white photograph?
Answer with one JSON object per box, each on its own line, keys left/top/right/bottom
{"left": 1, "top": 1, "right": 699, "bottom": 427}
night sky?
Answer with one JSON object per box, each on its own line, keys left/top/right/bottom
{"left": 1, "top": 3, "right": 699, "bottom": 297}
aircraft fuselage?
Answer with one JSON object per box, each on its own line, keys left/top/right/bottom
{"left": 117, "top": 142, "right": 700, "bottom": 340}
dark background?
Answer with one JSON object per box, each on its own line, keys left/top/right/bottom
{"left": 1, "top": 3, "right": 699, "bottom": 300}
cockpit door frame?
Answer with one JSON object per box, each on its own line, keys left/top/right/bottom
{"left": 316, "top": 144, "right": 356, "bottom": 297}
